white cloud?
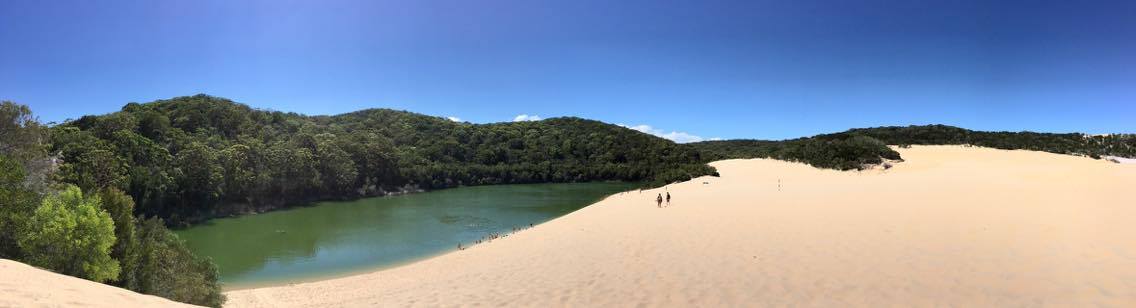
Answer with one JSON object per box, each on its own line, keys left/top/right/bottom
{"left": 512, "top": 114, "right": 543, "bottom": 122}
{"left": 709, "top": 137, "right": 723, "bottom": 141}
{"left": 617, "top": 123, "right": 706, "bottom": 143}
{"left": 446, "top": 116, "right": 462, "bottom": 122}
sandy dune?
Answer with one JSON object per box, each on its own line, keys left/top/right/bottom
{"left": 1105, "top": 156, "right": 1136, "bottom": 164}
{"left": 0, "top": 259, "right": 200, "bottom": 308}
{"left": 226, "top": 146, "right": 1136, "bottom": 307}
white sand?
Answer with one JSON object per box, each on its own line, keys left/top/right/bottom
{"left": 0, "top": 259, "right": 200, "bottom": 308}
{"left": 226, "top": 145, "right": 1136, "bottom": 307}
{"left": 1104, "top": 156, "right": 1136, "bottom": 164}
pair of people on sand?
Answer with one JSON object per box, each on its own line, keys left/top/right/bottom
{"left": 655, "top": 192, "right": 671, "bottom": 207}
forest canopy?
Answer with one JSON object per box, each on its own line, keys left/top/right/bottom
{"left": 51, "top": 94, "right": 717, "bottom": 226}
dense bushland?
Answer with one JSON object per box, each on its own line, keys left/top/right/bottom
{"left": 0, "top": 101, "right": 225, "bottom": 307}
{"left": 691, "top": 124, "right": 1136, "bottom": 169}
{"left": 692, "top": 133, "right": 902, "bottom": 170}
{"left": 845, "top": 124, "right": 1136, "bottom": 159}
{"left": 51, "top": 94, "right": 716, "bottom": 226}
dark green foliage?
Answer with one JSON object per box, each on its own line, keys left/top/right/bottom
{"left": 51, "top": 94, "right": 715, "bottom": 225}
{"left": 1, "top": 101, "right": 225, "bottom": 307}
{"left": 693, "top": 124, "right": 1136, "bottom": 170}
{"left": 130, "top": 217, "right": 226, "bottom": 308}
{"left": 0, "top": 155, "right": 39, "bottom": 258}
{"left": 0, "top": 101, "right": 49, "bottom": 165}
{"left": 0, "top": 101, "right": 51, "bottom": 258}
{"left": 843, "top": 124, "right": 1136, "bottom": 158}
{"left": 0, "top": 101, "right": 52, "bottom": 191}
{"left": 173, "top": 142, "right": 224, "bottom": 213}
{"left": 97, "top": 189, "right": 139, "bottom": 286}
{"left": 94, "top": 189, "right": 226, "bottom": 307}
{"left": 693, "top": 133, "right": 902, "bottom": 170}
{"left": 53, "top": 126, "right": 129, "bottom": 192}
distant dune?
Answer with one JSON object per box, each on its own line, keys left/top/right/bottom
{"left": 216, "top": 145, "right": 1131, "bottom": 306}
{"left": 1105, "top": 156, "right": 1136, "bottom": 164}
{"left": 0, "top": 259, "right": 199, "bottom": 307}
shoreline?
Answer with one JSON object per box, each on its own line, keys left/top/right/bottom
{"left": 222, "top": 183, "right": 648, "bottom": 298}
{"left": 220, "top": 252, "right": 438, "bottom": 291}
{"left": 212, "top": 181, "right": 640, "bottom": 291}
{"left": 182, "top": 180, "right": 640, "bottom": 230}
{"left": 226, "top": 145, "right": 1136, "bottom": 307}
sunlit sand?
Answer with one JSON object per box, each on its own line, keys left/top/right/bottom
{"left": 0, "top": 259, "right": 198, "bottom": 307}
{"left": 211, "top": 145, "right": 1132, "bottom": 306}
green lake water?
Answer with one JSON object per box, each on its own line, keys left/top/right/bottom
{"left": 175, "top": 182, "right": 637, "bottom": 289}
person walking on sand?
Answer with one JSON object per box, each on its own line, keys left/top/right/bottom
{"left": 666, "top": 192, "right": 671, "bottom": 204}
{"left": 656, "top": 193, "right": 663, "bottom": 208}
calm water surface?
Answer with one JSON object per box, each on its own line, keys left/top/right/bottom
{"left": 176, "top": 182, "right": 636, "bottom": 288}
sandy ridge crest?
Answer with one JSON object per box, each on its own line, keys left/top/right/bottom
{"left": 0, "top": 259, "right": 200, "bottom": 308}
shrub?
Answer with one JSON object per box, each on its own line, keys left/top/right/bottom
{"left": 18, "top": 185, "right": 120, "bottom": 282}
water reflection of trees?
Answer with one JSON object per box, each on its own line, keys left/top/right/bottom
{"left": 182, "top": 182, "right": 636, "bottom": 282}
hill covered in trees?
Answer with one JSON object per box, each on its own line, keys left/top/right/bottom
{"left": 51, "top": 94, "right": 716, "bottom": 226}
{"left": 691, "top": 124, "right": 1136, "bottom": 170}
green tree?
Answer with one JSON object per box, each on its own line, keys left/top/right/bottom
{"left": 137, "top": 110, "right": 172, "bottom": 141}
{"left": 174, "top": 142, "right": 223, "bottom": 210}
{"left": 314, "top": 133, "right": 358, "bottom": 195}
{"left": 0, "top": 101, "right": 51, "bottom": 258}
{"left": 0, "top": 155, "right": 40, "bottom": 258}
{"left": 97, "top": 188, "right": 140, "bottom": 286}
{"left": 219, "top": 144, "right": 256, "bottom": 202}
{"left": 133, "top": 217, "right": 225, "bottom": 307}
{"left": 18, "top": 185, "right": 120, "bottom": 283}
{"left": 0, "top": 101, "right": 48, "bottom": 164}
{"left": 53, "top": 127, "right": 128, "bottom": 191}
{"left": 0, "top": 101, "right": 51, "bottom": 192}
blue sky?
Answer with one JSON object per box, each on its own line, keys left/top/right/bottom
{"left": 2, "top": 0, "right": 1133, "bottom": 141}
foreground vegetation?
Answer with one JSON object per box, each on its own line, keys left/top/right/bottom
{"left": 691, "top": 124, "right": 1136, "bottom": 169}
{"left": 1, "top": 101, "right": 225, "bottom": 307}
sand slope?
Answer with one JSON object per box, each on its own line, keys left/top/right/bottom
{"left": 0, "top": 259, "right": 200, "bottom": 308}
{"left": 227, "top": 146, "right": 1136, "bottom": 307}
